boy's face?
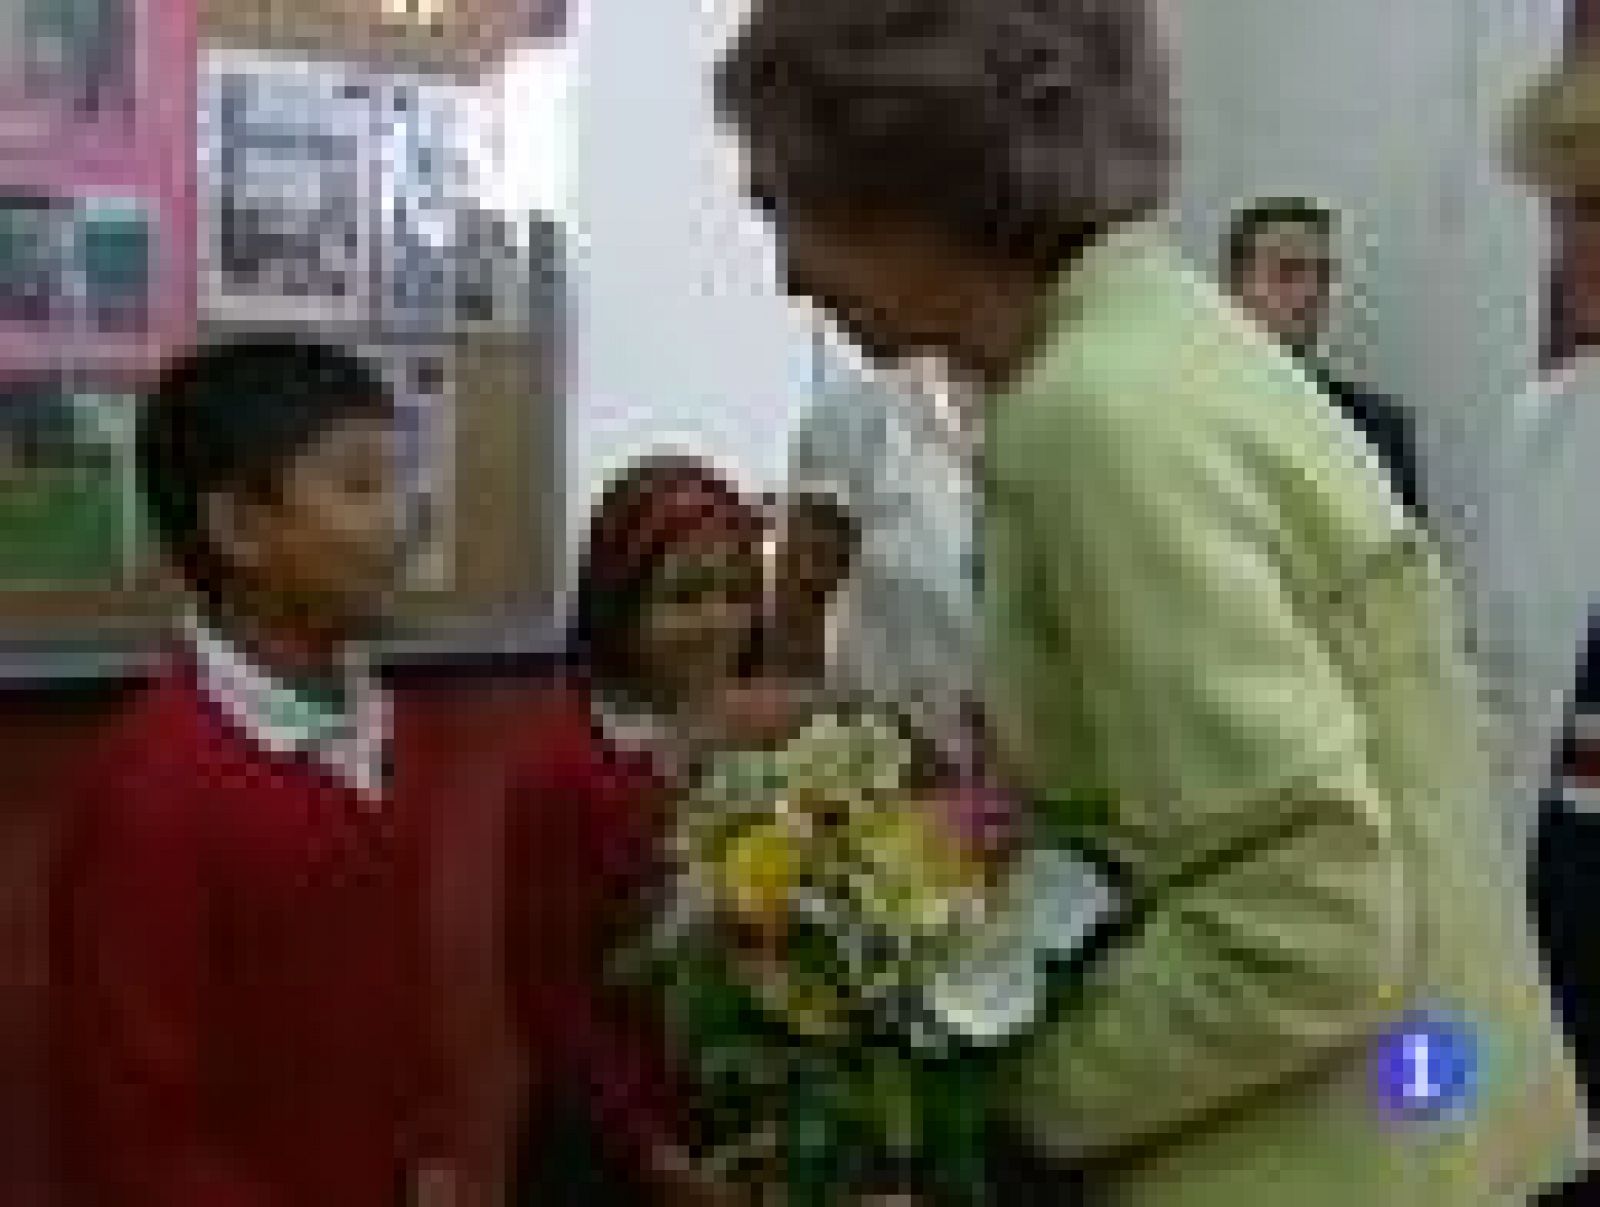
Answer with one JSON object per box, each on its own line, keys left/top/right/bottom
{"left": 219, "top": 414, "right": 406, "bottom": 628}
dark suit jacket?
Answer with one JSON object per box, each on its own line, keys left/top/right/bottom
{"left": 1312, "top": 370, "right": 1425, "bottom": 520}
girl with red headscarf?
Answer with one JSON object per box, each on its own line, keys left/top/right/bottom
{"left": 567, "top": 454, "right": 771, "bottom": 756}
{"left": 505, "top": 454, "right": 799, "bottom": 1206}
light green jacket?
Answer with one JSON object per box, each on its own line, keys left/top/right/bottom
{"left": 983, "top": 221, "right": 1583, "bottom": 1207}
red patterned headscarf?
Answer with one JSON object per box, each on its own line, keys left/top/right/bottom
{"left": 569, "top": 454, "right": 767, "bottom": 690}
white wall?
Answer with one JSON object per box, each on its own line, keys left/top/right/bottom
{"left": 568, "top": 0, "right": 812, "bottom": 569}
{"left": 566, "top": 0, "right": 1566, "bottom": 573}
{"left": 1169, "top": 0, "right": 1565, "bottom": 529}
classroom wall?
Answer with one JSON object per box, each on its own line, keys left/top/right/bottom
{"left": 566, "top": 0, "right": 811, "bottom": 561}
{"left": 1169, "top": 0, "right": 1566, "bottom": 539}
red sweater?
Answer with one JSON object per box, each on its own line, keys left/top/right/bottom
{"left": 501, "top": 681, "right": 688, "bottom": 1183}
{"left": 51, "top": 662, "right": 684, "bottom": 1207}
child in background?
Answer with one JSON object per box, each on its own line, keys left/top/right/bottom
{"left": 507, "top": 453, "right": 804, "bottom": 1206}
{"left": 50, "top": 336, "right": 468, "bottom": 1207}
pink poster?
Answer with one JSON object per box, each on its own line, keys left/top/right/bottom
{"left": 0, "top": 0, "right": 197, "bottom": 385}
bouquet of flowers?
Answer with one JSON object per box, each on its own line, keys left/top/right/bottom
{"left": 623, "top": 701, "right": 1113, "bottom": 1205}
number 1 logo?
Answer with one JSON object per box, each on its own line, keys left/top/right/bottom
{"left": 1402, "top": 1032, "right": 1437, "bottom": 1104}
{"left": 1373, "top": 1008, "right": 1478, "bottom": 1124}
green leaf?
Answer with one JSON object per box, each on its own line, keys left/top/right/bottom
{"left": 915, "top": 1057, "right": 993, "bottom": 1205}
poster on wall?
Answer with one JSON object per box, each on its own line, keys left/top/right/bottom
{"left": 201, "top": 51, "right": 531, "bottom": 336}
{"left": 377, "top": 78, "right": 526, "bottom": 333}
{"left": 0, "top": 0, "right": 136, "bottom": 146}
{"left": 0, "top": 379, "right": 139, "bottom": 590}
{"left": 378, "top": 78, "right": 462, "bottom": 330}
{"left": 0, "top": 191, "right": 155, "bottom": 333}
{"left": 364, "top": 341, "right": 454, "bottom": 591}
{"left": 200, "top": 50, "right": 375, "bottom": 327}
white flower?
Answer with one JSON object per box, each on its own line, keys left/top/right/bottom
{"left": 1020, "top": 845, "right": 1118, "bottom": 957}
{"left": 924, "top": 913, "right": 1043, "bottom": 1045}
{"left": 771, "top": 706, "right": 912, "bottom": 810}
{"left": 922, "top": 845, "right": 1119, "bottom": 1045}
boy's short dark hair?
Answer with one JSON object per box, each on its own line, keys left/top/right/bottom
{"left": 137, "top": 336, "right": 392, "bottom": 598}
{"left": 1225, "top": 197, "right": 1335, "bottom": 282}
{"left": 714, "top": 0, "right": 1177, "bottom": 269}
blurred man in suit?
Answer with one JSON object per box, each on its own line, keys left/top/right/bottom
{"left": 1225, "top": 198, "right": 1426, "bottom": 521}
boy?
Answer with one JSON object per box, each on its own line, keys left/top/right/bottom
{"left": 50, "top": 337, "right": 469, "bottom": 1207}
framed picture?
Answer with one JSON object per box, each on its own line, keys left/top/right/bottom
{"left": 0, "top": 190, "right": 155, "bottom": 333}
{"left": 364, "top": 340, "right": 455, "bottom": 591}
{"left": 447, "top": 204, "right": 529, "bottom": 332}
{"left": 377, "top": 78, "right": 527, "bottom": 333}
{"left": 0, "top": 378, "right": 140, "bottom": 590}
{"left": 199, "top": 49, "right": 375, "bottom": 326}
{"left": 0, "top": 0, "right": 138, "bottom": 148}
{"left": 378, "top": 78, "right": 460, "bottom": 330}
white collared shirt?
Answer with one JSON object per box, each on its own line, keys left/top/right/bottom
{"left": 591, "top": 693, "right": 673, "bottom": 753}
{"left": 590, "top": 692, "right": 695, "bottom": 785}
{"left": 789, "top": 357, "right": 981, "bottom": 757}
{"left": 184, "top": 610, "right": 391, "bottom": 800}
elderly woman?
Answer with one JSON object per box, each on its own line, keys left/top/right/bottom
{"left": 714, "top": 3, "right": 1582, "bottom": 1206}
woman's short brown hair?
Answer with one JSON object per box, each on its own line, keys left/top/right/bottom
{"left": 714, "top": 0, "right": 1177, "bottom": 267}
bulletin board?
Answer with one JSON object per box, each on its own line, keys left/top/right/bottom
{"left": 0, "top": 44, "right": 564, "bottom": 659}
{"left": 0, "top": 0, "right": 199, "bottom": 651}
{"left": 0, "top": 328, "right": 562, "bottom": 648}
{"left": 0, "top": 0, "right": 199, "bottom": 382}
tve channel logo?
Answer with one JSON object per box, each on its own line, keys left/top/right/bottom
{"left": 1371, "top": 1007, "right": 1480, "bottom": 1124}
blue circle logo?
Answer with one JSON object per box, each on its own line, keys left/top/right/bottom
{"left": 1371, "top": 1008, "right": 1479, "bottom": 1123}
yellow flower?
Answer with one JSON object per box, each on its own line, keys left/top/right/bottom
{"left": 716, "top": 821, "right": 796, "bottom": 924}
{"left": 848, "top": 802, "right": 984, "bottom": 930}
